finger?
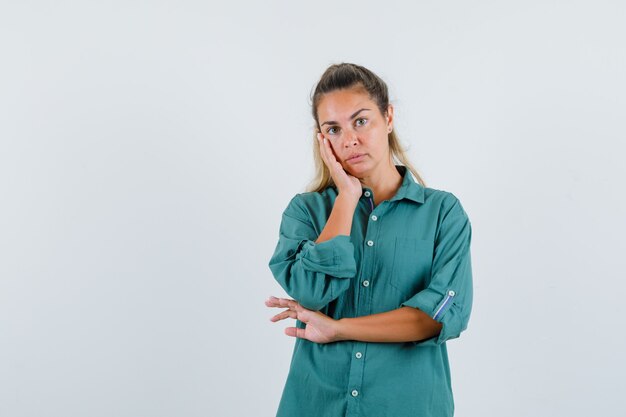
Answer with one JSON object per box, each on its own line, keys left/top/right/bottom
{"left": 317, "top": 133, "right": 329, "bottom": 166}
{"left": 321, "top": 140, "right": 345, "bottom": 177}
{"left": 319, "top": 134, "right": 340, "bottom": 169}
{"left": 324, "top": 136, "right": 341, "bottom": 165}
{"left": 265, "top": 296, "right": 296, "bottom": 308}
{"left": 266, "top": 300, "right": 298, "bottom": 312}
{"left": 285, "top": 327, "right": 307, "bottom": 339}
{"left": 274, "top": 308, "right": 297, "bottom": 319}
{"left": 270, "top": 309, "right": 298, "bottom": 322}
{"left": 265, "top": 296, "right": 282, "bottom": 307}
{"left": 274, "top": 297, "right": 298, "bottom": 309}
{"left": 321, "top": 135, "right": 335, "bottom": 161}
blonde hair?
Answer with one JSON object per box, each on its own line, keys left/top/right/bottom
{"left": 305, "top": 63, "right": 426, "bottom": 193}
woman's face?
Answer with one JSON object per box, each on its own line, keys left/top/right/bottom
{"left": 316, "top": 86, "right": 394, "bottom": 178}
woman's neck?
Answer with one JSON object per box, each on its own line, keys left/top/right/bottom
{"left": 358, "top": 161, "right": 403, "bottom": 206}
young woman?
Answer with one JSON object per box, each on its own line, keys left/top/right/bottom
{"left": 266, "top": 63, "right": 473, "bottom": 417}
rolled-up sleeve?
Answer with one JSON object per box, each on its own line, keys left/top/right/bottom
{"left": 268, "top": 195, "right": 357, "bottom": 311}
{"left": 400, "top": 194, "right": 473, "bottom": 346}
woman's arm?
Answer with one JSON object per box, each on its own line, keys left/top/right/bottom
{"left": 315, "top": 134, "right": 362, "bottom": 244}
{"left": 267, "top": 137, "right": 362, "bottom": 311}
{"left": 266, "top": 296, "right": 442, "bottom": 344}
{"left": 335, "top": 306, "right": 442, "bottom": 343}
{"left": 267, "top": 194, "right": 359, "bottom": 312}
{"left": 315, "top": 193, "right": 358, "bottom": 243}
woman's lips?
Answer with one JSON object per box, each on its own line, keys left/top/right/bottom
{"left": 347, "top": 154, "right": 366, "bottom": 163}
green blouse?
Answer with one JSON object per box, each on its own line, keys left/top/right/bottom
{"left": 268, "top": 165, "right": 473, "bottom": 417}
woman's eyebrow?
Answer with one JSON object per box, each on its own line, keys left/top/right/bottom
{"left": 321, "top": 108, "right": 371, "bottom": 126}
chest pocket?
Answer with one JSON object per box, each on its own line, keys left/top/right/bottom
{"left": 389, "top": 237, "right": 434, "bottom": 298}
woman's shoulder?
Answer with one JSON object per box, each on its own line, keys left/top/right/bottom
{"left": 281, "top": 188, "right": 337, "bottom": 218}
{"left": 422, "top": 185, "right": 459, "bottom": 203}
{"left": 422, "top": 186, "right": 470, "bottom": 219}
{"left": 291, "top": 182, "right": 339, "bottom": 202}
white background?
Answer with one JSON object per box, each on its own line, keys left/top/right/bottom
{"left": 1, "top": 1, "right": 624, "bottom": 416}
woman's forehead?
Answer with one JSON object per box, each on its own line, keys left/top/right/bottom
{"left": 318, "top": 89, "right": 376, "bottom": 120}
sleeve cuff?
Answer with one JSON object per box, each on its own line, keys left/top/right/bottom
{"left": 295, "top": 234, "right": 357, "bottom": 278}
{"left": 401, "top": 288, "right": 463, "bottom": 346}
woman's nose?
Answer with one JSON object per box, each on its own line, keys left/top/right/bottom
{"left": 342, "top": 129, "right": 358, "bottom": 147}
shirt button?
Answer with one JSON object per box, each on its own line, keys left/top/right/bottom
{"left": 367, "top": 240, "right": 374, "bottom": 247}
{"left": 362, "top": 280, "right": 370, "bottom": 287}
{"left": 363, "top": 190, "right": 371, "bottom": 197}
{"left": 351, "top": 389, "right": 359, "bottom": 397}
{"left": 371, "top": 215, "right": 378, "bottom": 221}
{"left": 355, "top": 352, "right": 363, "bottom": 359}
{"left": 449, "top": 290, "right": 456, "bottom": 296}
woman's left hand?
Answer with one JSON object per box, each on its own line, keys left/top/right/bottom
{"left": 265, "top": 296, "right": 342, "bottom": 344}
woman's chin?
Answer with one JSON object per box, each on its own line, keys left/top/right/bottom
{"left": 345, "top": 162, "right": 369, "bottom": 176}
{"left": 342, "top": 165, "right": 357, "bottom": 175}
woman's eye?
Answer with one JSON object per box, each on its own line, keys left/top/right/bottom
{"left": 327, "top": 127, "right": 339, "bottom": 135}
{"left": 355, "top": 118, "right": 367, "bottom": 127}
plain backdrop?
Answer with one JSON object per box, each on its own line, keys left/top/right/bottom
{"left": 1, "top": 1, "right": 625, "bottom": 416}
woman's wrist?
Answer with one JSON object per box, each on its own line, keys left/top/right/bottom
{"left": 335, "top": 192, "right": 360, "bottom": 207}
{"left": 334, "top": 318, "right": 350, "bottom": 342}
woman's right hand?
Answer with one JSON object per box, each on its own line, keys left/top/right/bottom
{"left": 317, "top": 132, "right": 362, "bottom": 201}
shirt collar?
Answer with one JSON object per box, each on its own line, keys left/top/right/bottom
{"left": 387, "top": 165, "right": 425, "bottom": 204}
{"left": 328, "top": 165, "right": 425, "bottom": 204}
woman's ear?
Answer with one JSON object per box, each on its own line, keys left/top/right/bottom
{"left": 386, "top": 104, "right": 394, "bottom": 131}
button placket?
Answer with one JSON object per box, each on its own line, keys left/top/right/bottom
{"left": 346, "top": 340, "right": 367, "bottom": 406}
{"left": 347, "top": 194, "right": 377, "bottom": 409}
